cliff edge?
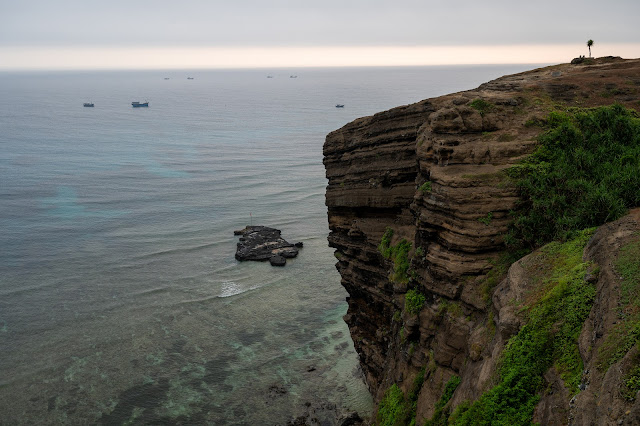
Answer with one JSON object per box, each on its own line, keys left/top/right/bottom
{"left": 324, "top": 57, "right": 640, "bottom": 425}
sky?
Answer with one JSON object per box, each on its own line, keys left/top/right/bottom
{"left": 1, "top": 0, "right": 639, "bottom": 70}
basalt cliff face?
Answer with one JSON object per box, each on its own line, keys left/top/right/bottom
{"left": 324, "top": 58, "right": 640, "bottom": 424}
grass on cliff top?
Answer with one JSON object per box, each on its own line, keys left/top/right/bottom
{"left": 507, "top": 104, "right": 640, "bottom": 248}
{"left": 470, "top": 98, "right": 495, "bottom": 116}
{"left": 448, "top": 228, "right": 596, "bottom": 425}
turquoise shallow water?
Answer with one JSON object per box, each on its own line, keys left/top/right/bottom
{"left": 0, "top": 65, "right": 538, "bottom": 424}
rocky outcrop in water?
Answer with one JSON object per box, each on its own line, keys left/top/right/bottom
{"left": 234, "top": 226, "right": 303, "bottom": 266}
{"left": 324, "top": 57, "right": 640, "bottom": 424}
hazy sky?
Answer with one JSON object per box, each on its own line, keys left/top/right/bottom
{"left": 1, "top": 0, "right": 639, "bottom": 69}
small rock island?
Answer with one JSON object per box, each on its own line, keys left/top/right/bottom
{"left": 234, "top": 226, "right": 303, "bottom": 266}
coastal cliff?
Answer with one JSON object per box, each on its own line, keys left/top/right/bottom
{"left": 324, "top": 57, "right": 640, "bottom": 425}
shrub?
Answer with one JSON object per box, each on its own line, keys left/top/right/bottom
{"left": 508, "top": 104, "right": 640, "bottom": 248}
{"left": 478, "top": 212, "right": 493, "bottom": 226}
{"left": 377, "top": 384, "right": 410, "bottom": 426}
{"left": 391, "top": 240, "right": 412, "bottom": 283}
{"left": 405, "top": 289, "right": 426, "bottom": 315}
{"left": 419, "top": 181, "right": 432, "bottom": 193}
{"left": 379, "top": 227, "right": 413, "bottom": 283}
{"left": 470, "top": 98, "right": 495, "bottom": 116}
{"left": 379, "top": 227, "right": 395, "bottom": 258}
{"left": 378, "top": 367, "right": 428, "bottom": 426}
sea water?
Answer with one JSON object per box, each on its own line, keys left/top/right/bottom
{"left": 0, "top": 64, "right": 537, "bottom": 424}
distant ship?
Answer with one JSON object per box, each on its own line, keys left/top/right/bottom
{"left": 164, "top": 77, "right": 170, "bottom": 80}
{"left": 83, "top": 102, "right": 94, "bottom": 107}
{"left": 131, "top": 101, "right": 149, "bottom": 107}
{"left": 335, "top": 104, "right": 344, "bottom": 108}
{"left": 267, "top": 75, "right": 274, "bottom": 78}
{"left": 187, "top": 77, "right": 194, "bottom": 80}
{"left": 290, "top": 75, "right": 297, "bottom": 78}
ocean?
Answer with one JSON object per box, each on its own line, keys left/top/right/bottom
{"left": 0, "top": 64, "right": 537, "bottom": 424}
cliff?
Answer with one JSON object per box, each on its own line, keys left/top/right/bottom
{"left": 324, "top": 57, "right": 640, "bottom": 425}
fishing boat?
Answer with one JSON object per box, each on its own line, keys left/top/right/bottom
{"left": 131, "top": 101, "right": 149, "bottom": 107}
{"left": 83, "top": 102, "right": 94, "bottom": 107}
{"left": 335, "top": 104, "right": 344, "bottom": 108}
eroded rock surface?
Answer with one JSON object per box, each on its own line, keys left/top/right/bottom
{"left": 323, "top": 57, "right": 640, "bottom": 423}
{"left": 234, "top": 226, "right": 302, "bottom": 266}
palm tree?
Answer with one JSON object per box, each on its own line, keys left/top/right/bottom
{"left": 587, "top": 39, "right": 594, "bottom": 58}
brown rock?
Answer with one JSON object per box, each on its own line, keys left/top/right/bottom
{"left": 324, "top": 58, "right": 640, "bottom": 423}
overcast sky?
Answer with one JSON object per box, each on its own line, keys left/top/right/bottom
{"left": 1, "top": 0, "right": 639, "bottom": 69}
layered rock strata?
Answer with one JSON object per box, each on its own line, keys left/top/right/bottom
{"left": 324, "top": 58, "right": 640, "bottom": 423}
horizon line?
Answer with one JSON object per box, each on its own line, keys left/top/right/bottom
{"left": 1, "top": 44, "right": 639, "bottom": 71}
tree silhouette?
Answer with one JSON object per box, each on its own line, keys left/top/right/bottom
{"left": 587, "top": 39, "right": 594, "bottom": 58}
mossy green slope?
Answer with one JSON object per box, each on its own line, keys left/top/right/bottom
{"left": 450, "top": 229, "right": 596, "bottom": 425}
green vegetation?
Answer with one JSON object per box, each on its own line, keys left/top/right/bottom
{"left": 379, "top": 227, "right": 395, "bottom": 258}
{"left": 524, "top": 117, "right": 545, "bottom": 127}
{"left": 405, "top": 289, "right": 426, "bottom": 315}
{"left": 598, "top": 238, "right": 640, "bottom": 368}
{"left": 377, "top": 368, "right": 428, "bottom": 426}
{"left": 507, "top": 104, "right": 640, "bottom": 248}
{"left": 419, "top": 181, "right": 433, "bottom": 193}
{"left": 479, "top": 251, "right": 529, "bottom": 305}
{"left": 478, "top": 212, "right": 493, "bottom": 226}
{"left": 378, "top": 384, "right": 410, "bottom": 426}
{"left": 438, "top": 299, "right": 463, "bottom": 318}
{"left": 622, "top": 355, "right": 640, "bottom": 401}
{"left": 450, "top": 229, "right": 596, "bottom": 425}
{"left": 379, "top": 227, "right": 413, "bottom": 283}
{"left": 425, "top": 376, "right": 462, "bottom": 426}
{"left": 470, "top": 98, "right": 495, "bottom": 116}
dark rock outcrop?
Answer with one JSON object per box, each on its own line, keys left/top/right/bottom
{"left": 234, "top": 226, "right": 301, "bottom": 266}
{"left": 323, "top": 57, "right": 640, "bottom": 424}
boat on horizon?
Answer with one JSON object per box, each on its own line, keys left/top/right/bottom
{"left": 187, "top": 77, "right": 194, "bottom": 80}
{"left": 83, "top": 102, "right": 94, "bottom": 107}
{"left": 131, "top": 101, "right": 149, "bottom": 108}
{"left": 335, "top": 104, "right": 344, "bottom": 108}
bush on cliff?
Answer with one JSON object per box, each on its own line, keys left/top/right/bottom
{"left": 377, "top": 384, "right": 410, "bottom": 426}
{"left": 405, "top": 289, "right": 426, "bottom": 315}
{"left": 508, "top": 104, "right": 640, "bottom": 248}
{"left": 379, "top": 227, "right": 412, "bottom": 283}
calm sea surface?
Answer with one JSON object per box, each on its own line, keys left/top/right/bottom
{"left": 0, "top": 65, "right": 537, "bottom": 424}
